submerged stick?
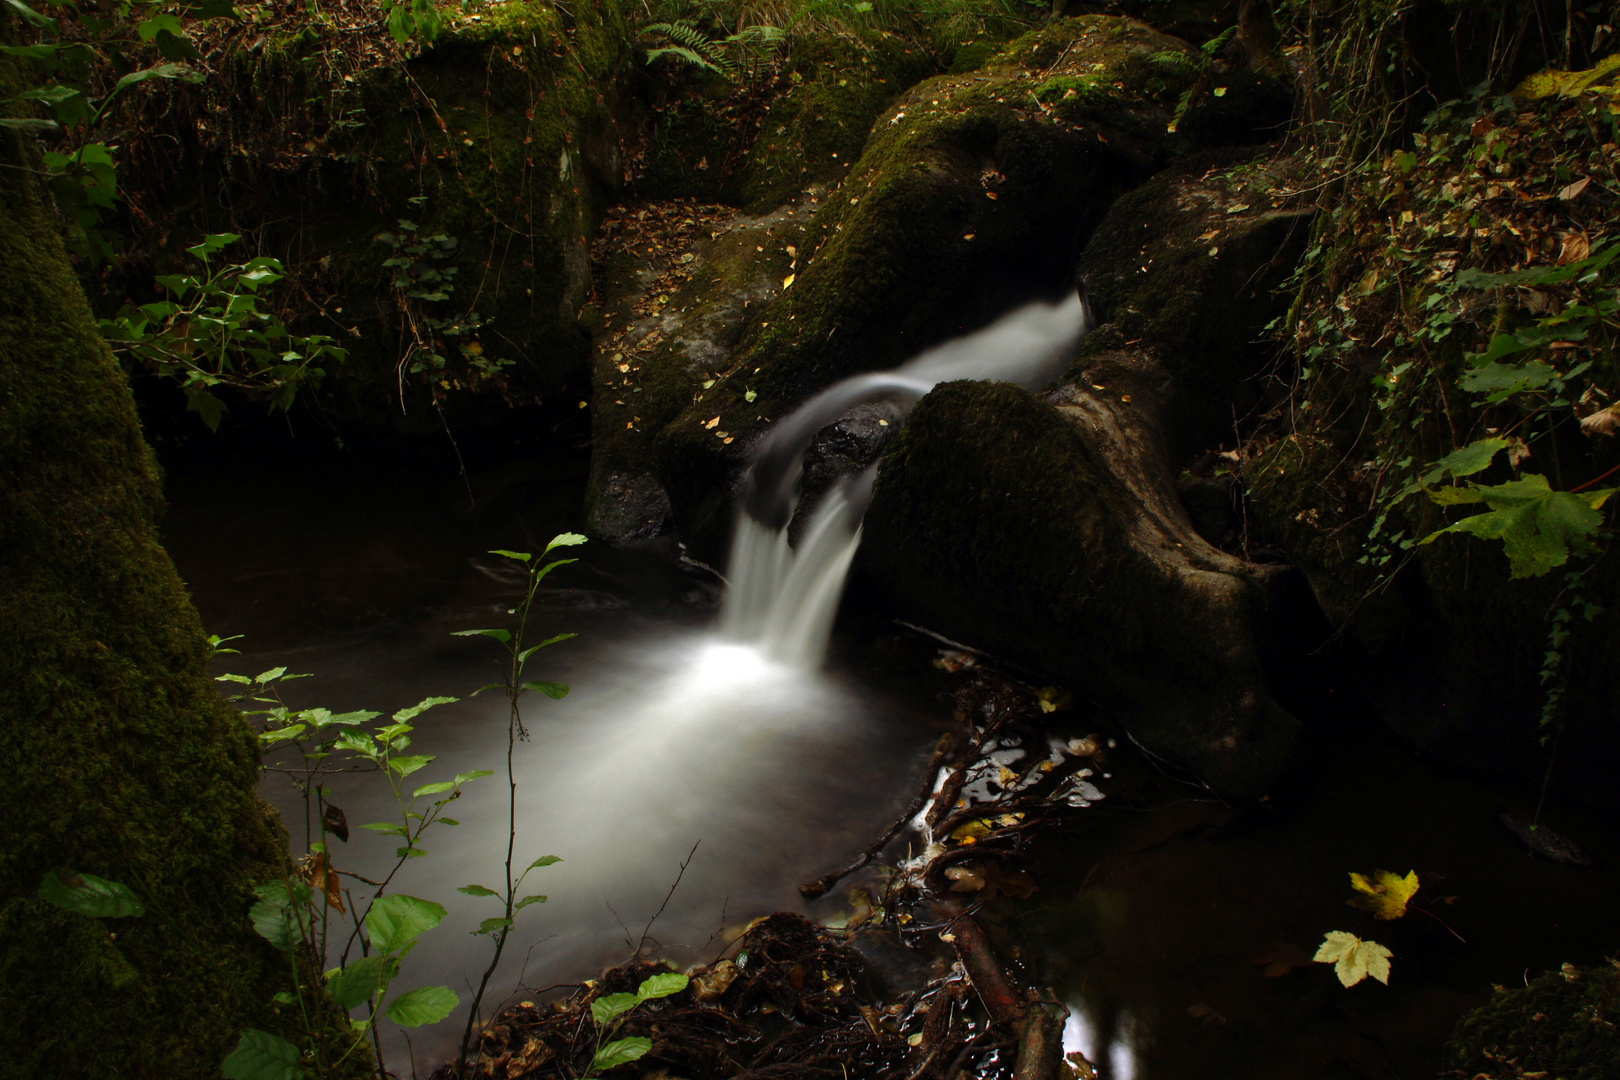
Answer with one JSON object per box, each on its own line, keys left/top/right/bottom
{"left": 799, "top": 732, "right": 957, "bottom": 899}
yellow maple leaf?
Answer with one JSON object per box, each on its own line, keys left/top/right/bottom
{"left": 1348, "top": 869, "right": 1419, "bottom": 920}
{"left": 1315, "top": 931, "right": 1392, "bottom": 987}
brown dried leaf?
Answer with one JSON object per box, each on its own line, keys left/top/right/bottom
{"left": 1580, "top": 403, "right": 1620, "bottom": 437}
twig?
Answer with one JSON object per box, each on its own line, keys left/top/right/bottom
{"left": 633, "top": 839, "right": 702, "bottom": 960}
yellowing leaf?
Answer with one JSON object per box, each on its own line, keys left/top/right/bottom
{"left": 949, "top": 819, "right": 993, "bottom": 845}
{"left": 1314, "top": 931, "right": 1393, "bottom": 987}
{"left": 782, "top": 273, "right": 795, "bottom": 289}
{"left": 1348, "top": 869, "right": 1419, "bottom": 920}
{"left": 704, "top": 416, "right": 720, "bottom": 429}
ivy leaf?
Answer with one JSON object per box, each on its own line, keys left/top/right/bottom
{"left": 384, "top": 984, "right": 458, "bottom": 1027}
{"left": 1347, "top": 869, "right": 1419, "bottom": 920}
{"left": 221, "top": 1029, "right": 302, "bottom": 1080}
{"left": 39, "top": 871, "right": 145, "bottom": 918}
{"left": 1314, "top": 931, "right": 1392, "bottom": 987}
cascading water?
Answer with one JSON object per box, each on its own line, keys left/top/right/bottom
{"left": 241, "top": 288, "right": 1092, "bottom": 1066}
{"left": 721, "top": 288, "right": 1094, "bottom": 668}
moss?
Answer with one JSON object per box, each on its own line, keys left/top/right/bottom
{"left": 1445, "top": 966, "right": 1620, "bottom": 1080}
{"left": 0, "top": 92, "right": 356, "bottom": 1077}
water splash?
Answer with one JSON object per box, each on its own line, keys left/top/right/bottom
{"left": 722, "top": 290, "right": 1094, "bottom": 668}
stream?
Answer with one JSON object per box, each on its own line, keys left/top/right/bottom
{"left": 161, "top": 434, "right": 1617, "bottom": 1079}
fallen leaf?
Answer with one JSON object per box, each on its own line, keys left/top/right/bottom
{"left": 782, "top": 273, "right": 795, "bottom": 289}
{"left": 1226, "top": 204, "right": 1250, "bottom": 214}
{"left": 1348, "top": 869, "right": 1419, "bottom": 920}
{"left": 1315, "top": 931, "right": 1393, "bottom": 987}
{"left": 1557, "top": 231, "right": 1592, "bottom": 264}
{"left": 1253, "top": 942, "right": 1314, "bottom": 977}
{"left": 704, "top": 416, "right": 720, "bottom": 429}
{"left": 692, "top": 959, "right": 739, "bottom": 1002}
{"left": 1559, "top": 176, "right": 1591, "bottom": 200}
{"left": 949, "top": 819, "right": 993, "bottom": 845}
{"left": 1580, "top": 403, "right": 1619, "bottom": 436}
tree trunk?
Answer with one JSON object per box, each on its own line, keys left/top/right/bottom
{"left": 0, "top": 66, "right": 317, "bottom": 1079}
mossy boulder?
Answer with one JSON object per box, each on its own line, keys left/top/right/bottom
{"left": 1444, "top": 965, "right": 1620, "bottom": 1080}
{"left": 586, "top": 202, "right": 813, "bottom": 543}
{"left": 633, "top": 30, "right": 938, "bottom": 213}
{"left": 859, "top": 154, "right": 1315, "bottom": 795}
{"left": 117, "top": 0, "right": 633, "bottom": 428}
{"left": 863, "top": 381, "right": 1303, "bottom": 798}
{"left": 0, "top": 108, "right": 346, "bottom": 1078}
{"left": 650, "top": 16, "right": 1198, "bottom": 555}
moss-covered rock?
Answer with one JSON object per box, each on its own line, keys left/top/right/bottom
{"left": 0, "top": 101, "right": 345, "bottom": 1079}
{"left": 649, "top": 16, "right": 1196, "bottom": 554}
{"left": 633, "top": 31, "right": 938, "bottom": 214}
{"left": 586, "top": 201, "right": 813, "bottom": 542}
{"left": 1444, "top": 965, "right": 1620, "bottom": 1080}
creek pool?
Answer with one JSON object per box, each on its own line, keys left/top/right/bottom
{"left": 163, "top": 449, "right": 1617, "bottom": 1078}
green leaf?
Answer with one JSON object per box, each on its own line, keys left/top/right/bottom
{"left": 527, "top": 855, "right": 562, "bottom": 870}
{"left": 365, "top": 894, "right": 446, "bottom": 953}
{"left": 489, "top": 549, "right": 532, "bottom": 562}
{"left": 544, "top": 532, "right": 588, "bottom": 553}
{"left": 413, "top": 781, "right": 455, "bottom": 797}
{"left": 384, "top": 984, "right": 459, "bottom": 1027}
{"left": 392, "top": 696, "right": 457, "bottom": 724}
{"left": 637, "top": 972, "right": 689, "bottom": 1001}
{"left": 390, "top": 755, "right": 433, "bottom": 778}
{"left": 473, "top": 917, "right": 513, "bottom": 935}
{"left": 138, "top": 13, "right": 186, "bottom": 40}
{"left": 519, "top": 633, "right": 577, "bottom": 662}
{"left": 453, "top": 770, "right": 495, "bottom": 784}
{"left": 452, "top": 628, "right": 511, "bottom": 643}
{"left": 326, "top": 954, "right": 388, "bottom": 1011}
{"left": 591, "top": 1036, "right": 652, "bottom": 1072}
{"left": 1420, "top": 475, "right": 1616, "bottom": 577}
{"left": 512, "top": 893, "right": 547, "bottom": 913}
{"left": 1419, "top": 438, "right": 1507, "bottom": 487}
{"left": 0, "top": 116, "right": 60, "bottom": 131}
{"left": 1, "top": 0, "right": 56, "bottom": 29}
{"left": 457, "top": 884, "right": 499, "bottom": 897}
{"left": 39, "top": 871, "right": 145, "bottom": 918}
{"left": 248, "top": 883, "right": 313, "bottom": 951}
{"left": 221, "top": 1029, "right": 302, "bottom": 1080}
{"left": 520, "top": 681, "right": 569, "bottom": 700}
{"left": 113, "top": 62, "right": 197, "bottom": 91}
{"left": 590, "top": 992, "right": 641, "bottom": 1025}
{"left": 1460, "top": 359, "right": 1556, "bottom": 401}
{"left": 359, "top": 821, "right": 410, "bottom": 837}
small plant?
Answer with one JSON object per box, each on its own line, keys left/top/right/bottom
{"left": 450, "top": 534, "right": 586, "bottom": 1071}
{"left": 219, "top": 667, "right": 486, "bottom": 1078}
{"left": 98, "top": 233, "right": 347, "bottom": 430}
{"left": 581, "top": 971, "right": 691, "bottom": 1078}
{"left": 376, "top": 210, "right": 510, "bottom": 397}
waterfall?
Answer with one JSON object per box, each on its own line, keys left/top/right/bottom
{"left": 720, "top": 289, "right": 1094, "bottom": 668}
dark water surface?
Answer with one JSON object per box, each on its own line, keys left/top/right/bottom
{"left": 163, "top": 451, "right": 1616, "bottom": 1079}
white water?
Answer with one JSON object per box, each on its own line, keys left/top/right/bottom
{"left": 238, "top": 289, "right": 1091, "bottom": 1068}
{"left": 726, "top": 289, "right": 1094, "bottom": 665}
